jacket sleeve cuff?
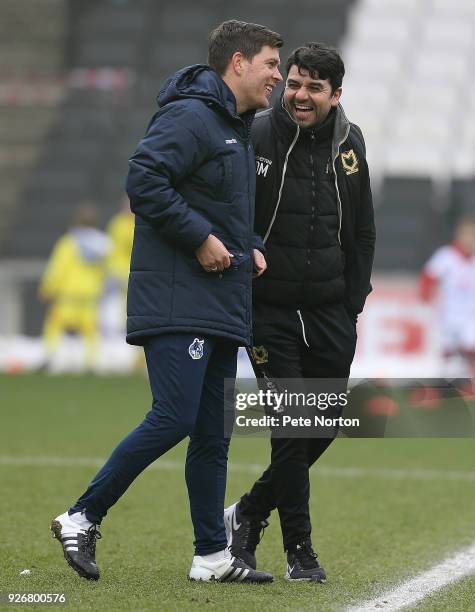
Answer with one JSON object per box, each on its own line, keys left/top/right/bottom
{"left": 183, "top": 213, "right": 212, "bottom": 251}
{"left": 252, "top": 232, "right": 266, "bottom": 254}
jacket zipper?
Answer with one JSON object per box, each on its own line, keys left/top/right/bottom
{"left": 308, "top": 132, "right": 317, "bottom": 270}
{"left": 264, "top": 104, "right": 350, "bottom": 246}
{"left": 296, "top": 309, "right": 310, "bottom": 348}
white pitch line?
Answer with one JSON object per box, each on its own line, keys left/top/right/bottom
{"left": 347, "top": 540, "right": 475, "bottom": 611}
{"left": 0, "top": 455, "right": 474, "bottom": 481}
{"left": 316, "top": 466, "right": 475, "bottom": 482}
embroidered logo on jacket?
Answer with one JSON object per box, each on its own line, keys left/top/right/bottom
{"left": 188, "top": 338, "right": 205, "bottom": 360}
{"left": 225, "top": 138, "right": 237, "bottom": 144}
{"left": 255, "top": 155, "right": 272, "bottom": 178}
{"left": 251, "top": 345, "right": 269, "bottom": 365}
{"left": 341, "top": 149, "right": 359, "bottom": 175}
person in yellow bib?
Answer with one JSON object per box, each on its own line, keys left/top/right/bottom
{"left": 107, "top": 196, "right": 134, "bottom": 290}
{"left": 39, "top": 204, "right": 111, "bottom": 368}
{"left": 101, "top": 196, "right": 134, "bottom": 337}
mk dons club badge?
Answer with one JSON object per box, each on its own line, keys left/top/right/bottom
{"left": 341, "top": 149, "right": 359, "bottom": 175}
{"left": 251, "top": 345, "right": 269, "bottom": 365}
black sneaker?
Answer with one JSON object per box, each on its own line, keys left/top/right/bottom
{"left": 224, "top": 502, "right": 268, "bottom": 570}
{"left": 285, "top": 540, "right": 326, "bottom": 582}
{"left": 189, "top": 552, "right": 273, "bottom": 583}
{"left": 50, "top": 511, "right": 101, "bottom": 580}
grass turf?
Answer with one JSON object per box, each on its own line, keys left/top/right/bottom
{"left": 0, "top": 373, "right": 474, "bottom": 611}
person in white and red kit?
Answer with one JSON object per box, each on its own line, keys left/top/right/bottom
{"left": 420, "top": 216, "right": 475, "bottom": 376}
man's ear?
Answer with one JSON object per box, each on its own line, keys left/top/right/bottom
{"left": 331, "top": 87, "right": 342, "bottom": 107}
{"left": 230, "top": 51, "right": 246, "bottom": 76}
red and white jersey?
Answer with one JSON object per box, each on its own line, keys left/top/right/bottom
{"left": 421, "top": 243, "right": 475, "bottom": 351}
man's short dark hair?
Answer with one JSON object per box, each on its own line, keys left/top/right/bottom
{"left": 208, "top": 20, "right": 283, "bottom": 75}
{"left": 286, "top": 42, "right": 345, "bottom": 92}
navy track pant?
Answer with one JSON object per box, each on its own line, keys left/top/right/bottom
{"left": 69, "top": 333, "right": 238, "bottom": 556}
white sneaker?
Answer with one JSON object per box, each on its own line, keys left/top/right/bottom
{"left": 189, "top": 552, "right": 273, "bottom": 583}
{"left": 50, "top": 511, "right": 101, "bottom": 580}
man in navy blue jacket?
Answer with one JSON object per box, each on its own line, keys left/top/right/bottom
{"left": 50, "top": 20, "right": 283, "bottom": 584}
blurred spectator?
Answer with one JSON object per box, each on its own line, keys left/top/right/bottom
{"left": 420, "top": 216, "right": 475, "bottom": 376}
{"left": 107, "top": 195, "right": 134, "bottom": 289}
{"left": 101, "top": 196, "right": 134, "bottom": 336}
{"left": 38, "top": 204, "right": 111, "bottom": 368}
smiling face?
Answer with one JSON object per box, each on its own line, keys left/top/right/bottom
{"left": 237, "top": 45, "right": 283, "bottom": 112}
{"left": 283, "top": 64, "right": 342, "bottom": 128}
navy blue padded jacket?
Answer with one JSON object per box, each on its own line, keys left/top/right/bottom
{"left": 126, "top": 64, "right": 261, "bottom": 346}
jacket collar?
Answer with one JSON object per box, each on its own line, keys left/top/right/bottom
{"left": 303, "top": 108, "right": 335, "bottom": 143}
{"left": 332, "top": 103, "right": 351, "bottom": 162}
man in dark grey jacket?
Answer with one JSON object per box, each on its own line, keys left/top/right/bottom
{"left": 50, "top": 20, "right": 282, "bottom": 584}
{"left": 225, "top": 43, "right": 375, "bottom": 582}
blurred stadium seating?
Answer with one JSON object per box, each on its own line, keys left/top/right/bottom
{"left": 0, "top": 0, "right": 473, "bottom": 367}
{"left": 342, "top": 0, "right": 475, "bottom": 261}
{"left": 343, "top": 0, "right": 475, "bottom": 177}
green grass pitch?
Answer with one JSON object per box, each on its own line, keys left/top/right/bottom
{"left": 0, "top": 373, "right": 474, "bottom": 611}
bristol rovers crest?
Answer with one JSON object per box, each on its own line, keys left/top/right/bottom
{"left": 188, "top": 338, "right": 205, "bottom": 360}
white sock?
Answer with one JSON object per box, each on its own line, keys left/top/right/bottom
{"left": 69, "top": 510, "right": 93, "bottom": 529}
{"left": 200, "top": 548, "right": 231, "bottom": 563}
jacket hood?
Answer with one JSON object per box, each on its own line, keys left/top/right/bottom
{"left": 332, "top": 104, "right": 351, "bottom": 161}
{"left": 157, "top": 64, "right": 241, "bottom": 120}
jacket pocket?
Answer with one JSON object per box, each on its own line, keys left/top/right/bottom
{"left": 181, "top": 250, "right": 251, "bottom": 278}
{"left": 229, "top": 251, "right": 250, "bottom": 270}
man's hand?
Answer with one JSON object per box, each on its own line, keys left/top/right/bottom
{"left": 196, "top": 234, "right": 232, "bottom": 273}
{"left": 253, "top": 249, "right": 267, "bottom": 278}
